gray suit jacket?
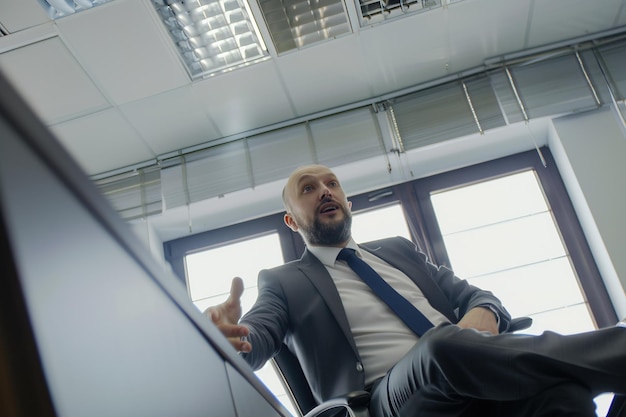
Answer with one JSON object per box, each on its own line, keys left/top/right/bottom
{"left": 240, "top": 236, "right": 510, "bottom": 403}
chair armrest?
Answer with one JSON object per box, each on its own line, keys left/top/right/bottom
{"left": 507, "top": 316, "right": 533, "bottom": 333}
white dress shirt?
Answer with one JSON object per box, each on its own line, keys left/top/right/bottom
{"left": 307, "top": 239, "right": 450, "bottom": 385}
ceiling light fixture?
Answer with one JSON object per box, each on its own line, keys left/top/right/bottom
{"left": 37, "top": 0, "right": 113, "bottom": 19}
{"left": 358, "top": 0, "right": 441, "bottom": 26}
{"left": 257, "top": 0, "right": 352, "bottom": 54}
{"left": 151, "top": 0, "right": 270, "bottom": 79}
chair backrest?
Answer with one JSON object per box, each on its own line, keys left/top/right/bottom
{"left": 272, "top": 345, "right": 318, "bottom": 415}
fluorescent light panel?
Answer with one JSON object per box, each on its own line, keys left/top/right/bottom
{"left": 358, "top": 0, "right": 441, "bottom": 25}
{"left": 151, "top": 0, "right": 269, "bottom": 78}
{"left": 257, "top": 0, "right": 351, "bottom": 54}
{"left": 37, "top": 0, "right": 113, "bottom": 19}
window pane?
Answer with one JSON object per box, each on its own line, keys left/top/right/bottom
{"left": 433, "top": 170, "right": 548, "bottom": 235}
{"left": 441, "top": 213, "right": 567, "bottom": 278}
{"left": 467, "top": 258, "right": 585, "bottom": 319}
{"left": 184, "top": 233, "right": 297, "bottom": 416}
{"left": 351, "top": 204, "right": 411, "bottom": 242}
{"left": 430, "top": 170, "right": 595, "bottom": 335}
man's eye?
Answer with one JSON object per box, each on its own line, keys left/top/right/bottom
{"left": 303, "top": 185, "right": 313, "bottom": 193}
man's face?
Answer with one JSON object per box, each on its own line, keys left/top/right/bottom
{"left": 283, "top": 165, "right": 352, "bottom": 247}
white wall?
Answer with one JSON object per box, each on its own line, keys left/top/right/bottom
{"left": 129, "top": 219, "right": 168, "bottom": 267}
{"left": 549, "top": 106, "right": 626, "bottom": 319}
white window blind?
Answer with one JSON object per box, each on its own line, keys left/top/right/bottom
{"left": 247, "top": 123, "right": 315, "bottom": 186}
{"left": 161, "top": 140, "right": 250, "bottom": 210}
{"left": 310, "top": 106, "right": 386, "bottom": 166}
{"left": 391, "top": 76, "right": 504, "bottom": 151}
{"left": 490, "top": 53, "right": 599, "bottom": 123}
{"left": 597, "top": 42, "right": 626, "bottom": 100}
{"left": 95, "top": 166, "right": 162, "bottom": 221}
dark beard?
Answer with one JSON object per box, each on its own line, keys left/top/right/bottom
{"left": 301, "top": 208, "right": 352, "bottom": 246}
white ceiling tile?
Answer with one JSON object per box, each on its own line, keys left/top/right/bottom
{"left": 55, "top": 0, "right": 189, "bottom": 105}
{"left": 50, "top": 109, "right": 155, "bottom": 175}
{"left": 121, "top": 86, "right": 222, "bottom": 155}
{"left": 193, "top": 60, "right": 296, "bottom": 137}
{"left": 358, "top": 11, "right": 451, "bottom": 95}
{"left": 445, "top": 0, "right": 530, "bottom": 61}
{"left": 0, "top": 36, "right": 109, "bottom": 123}
{"left": 0, "top": 0, "right": 50, "bottom": 33}
{"left": 276, "top": 35, "right": 375, "bottom": 116}
{"left": 527, "top": 0, "right": 624, "bottom": 47}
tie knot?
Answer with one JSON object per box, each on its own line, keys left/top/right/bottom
{"left": 337, "top": 248, "right": 357, "bottom": 262}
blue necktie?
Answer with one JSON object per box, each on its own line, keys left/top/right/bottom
{"left": 337, "top": 248, "right": 434, "bottom": 337}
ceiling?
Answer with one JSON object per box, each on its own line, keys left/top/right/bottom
{"left": 1, "top": 0, "right": 625, "bottom": 243}
{"left": 1, "top": 0, "right": 625, "bottom": 177}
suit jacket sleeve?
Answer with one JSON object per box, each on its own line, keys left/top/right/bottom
{"left": 386, "top": 236, "right": 512, "bottom": 332}
{"left": 238, "top": 265, "right": 291, "bottom": 371}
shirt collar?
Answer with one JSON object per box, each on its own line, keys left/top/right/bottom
{"left": 307, "top": 237, "right": 360, "bottom": 268}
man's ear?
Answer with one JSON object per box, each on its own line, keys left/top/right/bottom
{"left": 284, "top": 213, "right": 299, "bottom": 232}
{"left": 348, "top": 200, "right": 353, "bottom": 211}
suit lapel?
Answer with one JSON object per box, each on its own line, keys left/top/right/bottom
{"left": 298, "top": 250, "right": 360, "bottom": 355}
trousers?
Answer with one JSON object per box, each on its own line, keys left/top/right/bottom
{"left": 369, "top": 324, "right": 626, "bottom": 417}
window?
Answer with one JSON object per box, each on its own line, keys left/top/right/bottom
{"left": 351, "top": 203, "right": 411, "bottom": 242}
{"left": 429, "top": 170, "right": 594, "bottom": 334}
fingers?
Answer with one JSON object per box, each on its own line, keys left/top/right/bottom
{"left": 229, "top": 338, "right": 252, "bottom": 353}
{"left": 203, "top": 277, "right": 246, "bottom": 323}
{"left": 218, "top": 323, "right": 251, "bottom": 353}
{"left": 203, "top": 277, "right": 252, "bottom": 353}
{"left": 227, "top": 277, "right": 245, "bottom": 304}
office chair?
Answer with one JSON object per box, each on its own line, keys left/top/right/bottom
{"left": 273, "top": 317, "right": 534, "bottom": 417}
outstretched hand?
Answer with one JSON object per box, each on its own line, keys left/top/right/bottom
{"left": 204, "top": 277, "right": 252, "bottom": 352}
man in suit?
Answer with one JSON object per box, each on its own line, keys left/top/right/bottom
{"left": 207, "top": 164, "right": 626, "bottom": 417}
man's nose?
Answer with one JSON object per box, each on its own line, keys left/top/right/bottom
{"left": 320, "top": 186, "right": 332, "bottom": 199}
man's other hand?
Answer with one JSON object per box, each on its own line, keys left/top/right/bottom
{"left": 457, "top": 306, "right": 499, "bottom": 334}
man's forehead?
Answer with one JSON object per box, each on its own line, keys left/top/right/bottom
{"left": 290, "top": 166, "right": 336, "bottom": 185}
